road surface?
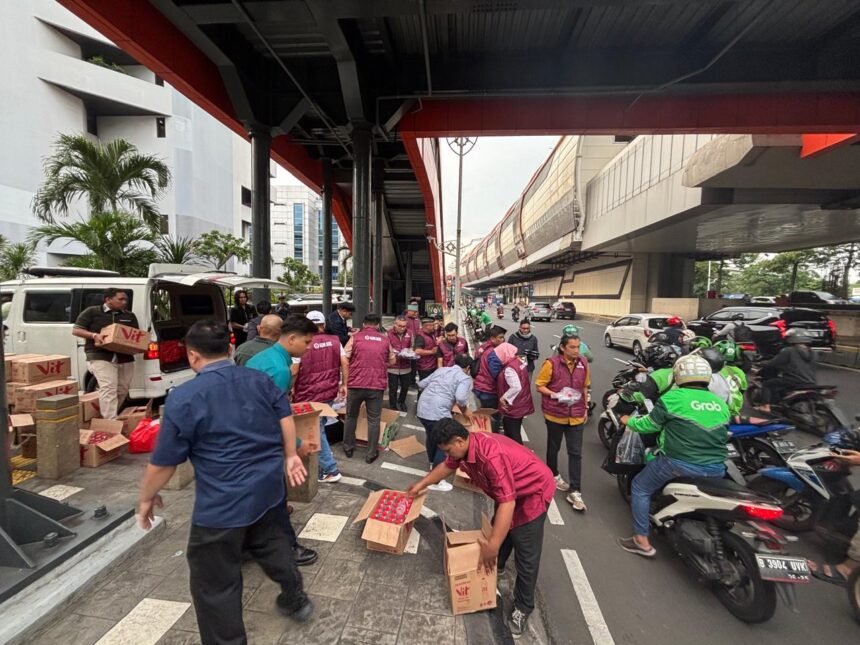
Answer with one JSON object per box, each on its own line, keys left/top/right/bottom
{"left": 490, "top": 312, "right": 859, "bottom": 644}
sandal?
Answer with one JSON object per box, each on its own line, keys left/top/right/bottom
{"left": 809, "top": 561, "right": 849, "bottom": 587}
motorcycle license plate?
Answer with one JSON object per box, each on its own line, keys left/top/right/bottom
{"left": 772, "top": 440, "right": 796, "bottom": 454}
{"left": 754, "top": 554, "right": 810, "bottom": 583}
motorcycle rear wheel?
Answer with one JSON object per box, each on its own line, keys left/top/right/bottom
{"left": 735, "top": 438, "right": 784, "bottom": 477}
{"left": 747, "top": 476, "right": 817, "bottom": 532}
{"left": 598, "top": 417, "right": 617, "bottom": 450}
{"left": 848, "top": 567, "right": 860, "bottom": 625}
{"left": 712, "top": 531, "right": 777, "bottom": 624}
{"left": 617, "top": 473, "right": 632, "bottom": 504}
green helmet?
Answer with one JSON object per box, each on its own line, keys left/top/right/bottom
{"left": 714, "top": 340, "right": 739, "bottom": 364}
{"left": 562, "top": 324, "right": 580, "bottom": 337}
{"left": 687, "top": 336, "right": 712, "bottom": 350}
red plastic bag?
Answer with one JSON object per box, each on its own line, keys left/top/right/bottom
{"left": 129, "top": 417, "right": 160, "bottom": 453}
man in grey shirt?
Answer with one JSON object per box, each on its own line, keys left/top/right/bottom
{"left": 416, "top": 354, "right": 475, "bottom": 491}
{"left": 234, "top": 315, "right": 282, "bottom": 366}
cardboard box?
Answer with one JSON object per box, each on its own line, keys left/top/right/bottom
{"left": 79, "top": 418, "right": 128, "bottom": 467}
{"left": 6, "top": 381, "right": 25, "bottom": 407}
{"left": 14, "top": 379, "right": 77, "bottom": 413}
{"left": 117, "top": 403, "right": 152, "bottom": 435}
{"left": 5, "top": 353, "right": 40, "bottom": 382}
{"left": 9, "top": 413, "right": 36, "bottom": 459}
{"left": 11, "top": 354, "right": 71, "bottom": 383}
{"left": 443, "top": 514, "right": 498, "bottom": 615}
{"left": 99, "top": 323, "right": 151, "bottom": 354}
{"left": 353, "top": 489, "right": 426, "bottom": 554}
{"left": 451, "top": 408, "right": 493, "bottom": 433}
{"left": 349, "top": 404, "right": 403, "bottom": 446}
{"left": 291, "top": 402, "right": 338, "bottom": 447}
{"left": 452, "top": 468, "right": 487, "bottom": 496}
{"left": 79, "top": 391, "right": 102, "bottom": 423}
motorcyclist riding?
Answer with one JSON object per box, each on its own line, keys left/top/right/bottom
{"left": 618, "top": 354, "right": 730, "bottom": 557}
{"left": 512, "top": 305, "right": 521, "bottom": 322}
{"left": 698, "top": 348, "right": 734, "bottom": 410}
{"left": 559, "top": 324, "right": 594, "bottom": 362}
{"left": 508, "top": 319, "right": 540, "bottom": 376}
{"left": 714, "top": 340, "right": 748, "bottom": 417}
{"left": 757, "top": 329, "right": 817, "bottom": 414}
{"left": 662, "top": 316, "right": 687, "bottom": 346}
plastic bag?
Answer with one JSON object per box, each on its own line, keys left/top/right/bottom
{"left": 129, "top": 417, "right": 160, "bottom": 453}
{"left": 398, "top": 348, "right": 418, "bottom": 360}
{"left": 556, "top": 387, "right": 582, "bottom": 406}
{"left": 615, "top": 428, "right": 645, "bottom": 466}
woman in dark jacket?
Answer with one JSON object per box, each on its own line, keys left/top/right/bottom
{"left": 229, "top": 289, "right": 257, "bottom": 346}
{"left": 508, "top": 320, "right": 540, "bottom": 376}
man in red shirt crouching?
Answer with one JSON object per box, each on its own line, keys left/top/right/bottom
{"left": 407, "top": 418, "right": 553, "bottom": 638}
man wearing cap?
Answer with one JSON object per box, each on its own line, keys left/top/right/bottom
{"left": 274, "top": 293, "right": 291, "bottom": 320}
{"left": 386, "top": 315, "right": 414, "bottom": 412}
{"left": 414, "top": 317, "right": 439, "bottom": 382}
{"left": 403, "top": 303, "right": 421, "bottom": 338}
{"left": 437, "top": 323, "right": 469, "bottom": 368}
{"left": 326, "top": 301, "right": 355, "bottom": 346}
{"left": 292, "top": 311, "right": 346, "bottom": 483}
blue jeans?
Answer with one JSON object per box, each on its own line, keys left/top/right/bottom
{"left": 318, "top": 401, "right": 339, "bottom": 475}
{"left": 631, "top": 456, "right": 725, "bottom": 536}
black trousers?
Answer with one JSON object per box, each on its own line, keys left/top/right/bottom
{"left": 187, "top": 503, "right": 306, "bottom": 645}
{"left": 343, "top": 387, "right": 384, "bottom": 453}
{"left": 502, "top": 416, "right": 524, "bottom": 444}
{"left": 498, "top": 510, "right": 547, "bottom": 615}
{"left": 388, "top": 372, "right": 411, "bottom": 408}
{"left": 761, "top": 377, "right": 803, "bottom": 405}
{"left": 545, "top": 420, "right": 584, "bottom": 491}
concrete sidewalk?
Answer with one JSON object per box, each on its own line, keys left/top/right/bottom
{"left": 14, "top": 392, "right": 544, "bottom": 645}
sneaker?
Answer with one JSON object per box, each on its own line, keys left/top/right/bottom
{"left": 618, "top": 536, "right": 656, "bottom": 558}
{"left": 554, "top": 474, "right": 570, "bottom": 491}
{"left": 428, "top": 480, "right": 453, "bottom": 492}
{"left": 509, "top": 607, "right": 528, "bottom": 639}
{"left": 567, "top": 491, "right": 587, "bottom": 511}
{"left": 318, "top": 470, "right": 342, "bottom": 483}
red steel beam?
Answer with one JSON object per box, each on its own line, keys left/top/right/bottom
{"left": 800, "top": 133, "right": 860, "bottom": 159}
{"left": 399, "top": 94, "right": 860, "bottom": 137}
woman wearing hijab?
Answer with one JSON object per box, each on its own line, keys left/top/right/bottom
{"left": 497, "top": 344, "right": 534, "bottom": 444}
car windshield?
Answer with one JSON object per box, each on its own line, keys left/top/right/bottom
{"left": 815, "top": 291, "right": 838, "bottom": 300}
{"left": 533, "top": 303, "right": 550, "bottom": 309}
{"left": 648, "top": 318, "right": 669, "bottom": 329}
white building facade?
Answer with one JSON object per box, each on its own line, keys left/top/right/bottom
{"left": 272, "top": 185, "right": 342, "bottom": 282}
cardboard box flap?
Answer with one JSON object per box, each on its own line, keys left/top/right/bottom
{"left": 95, "top": 433, "right": 129, "bottom": 451}
{"left": 446, "top": 529, "right": 485, "bottom": 545}
{"left": 362, "top": 518, "right": 406, "bottom": 548}
{"left": 89, "top": 418, "right": 125, "bottom": 433}
{"left": 309, "top": 402, "right": 338, "bottom": 418}
{"left": 352, "top": 490, "right": 384, "bottom": 525}
{"left": 9, "top": 414, "right": 35, "bottom": 428}
{"left": 446, "top": 541, "right": 481, "bottom": 575}
{"left": 403, "top": 492, "right": 426, "bottom": 523}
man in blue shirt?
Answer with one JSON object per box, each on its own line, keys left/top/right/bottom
{"left": 326, "top": 301, "right": 355, "bottom": 345}
{"left": 137, "top": 321, "right": 313, "bottom": 644}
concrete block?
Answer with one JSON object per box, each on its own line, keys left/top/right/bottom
{"left": 288, "top": 453, "right": 318, "bottom": 503}
{"left": 162, "top": 460, "right": 194, "bottom": 491}
{"left": 35, "top": 407, "right": 81, "bottom": 422}
{"left": 36, "top": 393, "right": 79, "bottom": 411}
{"left": 36, "top": 416, "right": 80, "bottom": 479}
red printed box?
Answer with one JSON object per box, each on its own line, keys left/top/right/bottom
{"left": 11, "top": 355, "right": 72, "bottom": 384}
{"left": 353, "top": 489, "right": 426, "bottom": 555}
{"left": 99, "top": 323, "right": 150, "bottom": 355}
{"left": 14, "top": 379, "right": 78, "bottom": 413}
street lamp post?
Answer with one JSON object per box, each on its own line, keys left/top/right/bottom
{"left": 446, "top": 137, "right": 476, "bottom": 330}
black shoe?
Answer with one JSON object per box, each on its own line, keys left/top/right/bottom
{"left": 293, "top": 545, "right": 318, "bottom": 567}
{"left": 398, "top": 403, "right": 408, "bottom": 412}
{"left": 344, "top": 447, "right": 354, "bottom": 458}
{"left": 277, "top": 594, "right": 313, "bottom": 622}
{"left": 365, "top": 451, "right": 379, "bottom": 464}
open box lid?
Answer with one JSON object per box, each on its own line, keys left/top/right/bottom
{"left": 353, "top": 489, "right": 426, "bottom": 547}
{"left": 80, "top": 430, "right": 129, "bottom": 452}
{"left": 292, "top": 402, "right": 338, "bottom": 418}
{"left": 442, "top": 514, "right": 493, "bottom": 575}
{"left": 9, "top": 414, "right": 34, "bottom": 428}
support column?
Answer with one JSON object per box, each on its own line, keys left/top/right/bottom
{"left": 250, "top": 129, "right": 272, "bottom": 290}
{"left": 351, "top": 123, "right": 372, "bottom": 324}
{"left": 404, "top": 249, "right": 413, "bottom": 307}
{"left": 321, "top": 158, "right": 333, "bottom": 315}
{"left": 372, "top": 159, "right": 384, "bottom": 315}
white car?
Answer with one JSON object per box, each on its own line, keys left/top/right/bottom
{"left": 603, "top": 314, "right": 688, "bottom": 356}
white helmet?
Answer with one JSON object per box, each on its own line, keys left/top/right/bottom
{"left": 672, "top": 354, "right": 712, "bottom": 387}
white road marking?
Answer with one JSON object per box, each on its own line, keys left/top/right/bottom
{"left": 381, "top": 462, "right": 428, "bottom": 477}
{"left": 340, "top": 476, "right": 366, "bottom": 487}
{"left": 298, "top": 513, "right": 348, "bottom": 542}
{"left": 547, "top": 498, "right": 565, "bottom": 526}
{"left": 95, "top": 598, "right": 189, "bottom": 645}
{"left": 404, "top": 528, "right": 421, "bottom": 554}
{"left": 560, "top": 549, "right": 615, "bottom": 645}
{"left": 521, "top": 428, "right": 530, "bottom": 442}
{"left": 39, "top": 485, "right": 83, "bottom": 501}
{"left": 404, "top": 423, "right": 425, "bottom": 432}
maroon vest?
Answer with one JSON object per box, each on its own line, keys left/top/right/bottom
{"left": 473, "top": 345, "right": 497, "bottom": 395}
{"left": 475, "top": 340, "right": 493, "bottom": 360}
{"left": 438, "top": 336, "right": 468, "bottom": 367}
{"left": 349, "top": 329, "right": 390, "bottom": 390}
{"left": 405, "top": 315, "right": 420, "bottom": 338}
{"left": 540, "top": 354, "right": 588, "bottom": 419}
{"left": 497, "top": 357, "right": 534, "bottom": 419}
{"left": 387, "top": 328, "right": 413, "bottom": 370}
{"left": 293, "top": 333, "right": 341, "bottom": 402}
{"left": 415, "top": 330, "right": 438, "bottom": 371}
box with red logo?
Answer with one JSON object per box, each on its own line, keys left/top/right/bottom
{"left": 443, "top": 514, "right": 497, "bottom": 615}
{"left": 352, "top": 489, "right": 426, "bottom": 554}
{"left": 451, "top": 407, "right": 493, "bottom": 433}
{"left": 79, "top": 391, "right": 102, "bottom": 424}
{"left": 11, "top": 354, "right": 72, "bottom": 384}
{"left": 14, "top": 380, "right": 78, "bottom": 413}
{"left": 99, "top": 323, "right": 151, "bottom": 354}
{"left": 79, "top": 418, "right": 128, "bottom": 467}
{"left": 290, "top": 402, "right": 338, "bottom": 448}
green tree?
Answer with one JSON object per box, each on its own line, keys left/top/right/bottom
{"left": 279, "top": 257, "right": 320, "bottom": 293}
{"left": 28, "top": 211, "right": 157, "bottom": 276}
{"left": 811, "top": 243, "right": 859, "bottom": 298}
{"left": 155, "top": 235, "right": 198, "bottom": 265}
{"left": 0, "top": 236, "right": 37, "bottom": 280}
{"left": 32, "top": 134, "right": 170, "bottom": 229}
{"left": 194, "top": 230, "right": 251, "bottom": 270}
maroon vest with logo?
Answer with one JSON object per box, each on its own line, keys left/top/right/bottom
{"left": 387, "top": 328, "right": 413, "bottom": 370}
{"left": 540, "top": 354, "right": 588, "bottom": 419}
{"left": 497, "top": 357, "right": 534, "bottom": 418}
{"left": 405, "top": 315, "right": 420, "bottom": 338}
{"left": 293, "top": 333, "right": 341, "bottom": 402}
{"left": 473, "top": 346, "right": 498, "bottom": 395}
{"left": 438, "top": 336, "right": 468, "bottom": 367}
{"left": 349, "top": 328, "right": 390, "bottom": 390}
{"left": 415, "top": 330, "right": 438, "bottom": 371}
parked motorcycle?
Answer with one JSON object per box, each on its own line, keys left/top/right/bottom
{"left": 746, "top": 375, "right": 849, "bottom": 436}
{"left": 728, "top": 419, "right": 796, "bottom": 478}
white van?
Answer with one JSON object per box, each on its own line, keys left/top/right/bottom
{"left": 1, "top": 264, "right": 289, "bottom": 401}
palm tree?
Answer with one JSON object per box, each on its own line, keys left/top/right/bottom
{"left": 32, "top": 134, "right": 171, "bottom": 229}
{"left": 28, "top": 211, "right": 158, "bottom": 277}
{"left": 155, "top": 235, "right": 198, "bottom": 265}
{"left": 0, "top": 236, "right": 37, "bottom": 280}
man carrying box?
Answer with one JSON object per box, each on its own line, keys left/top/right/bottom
{"left": 72, "top": 288, "right": 138, "bottom": 419}
{"left": 407, "top": 418, "right": 554, "bottom": 638}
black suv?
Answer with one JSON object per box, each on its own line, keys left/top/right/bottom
{"left": 687, "top": 306, "right": 836, "bottom": 356}
{"left": 555, "top": 301, "right": 576, "bottom": 320}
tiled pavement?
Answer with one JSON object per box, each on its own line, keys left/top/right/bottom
{"left": 16, "top": 392, "right": 520, "bottom": 645}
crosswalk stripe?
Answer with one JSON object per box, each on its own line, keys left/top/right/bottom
{"left": 521, "top": 428, "right": 530, "bottom": 442}
{"left": 95, "top": 598, "right": 189, "bottom": 645}
{"left": 547, "top": 497, "right": 564, "bottom": 525}
{"left": 381, "top": 462, "right": 428, "bottom": 477}
{"left": 560, "top": 549, "right": 615, "bottom": 645}
{"left": 339, "top": 476, "right": 366, "bottom": 487}
{"left": 404, "top": 423, "right": 425, "bottom": 432}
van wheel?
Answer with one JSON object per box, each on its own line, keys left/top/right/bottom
{"left": 84, "top": 374, "right": 99, "bottom": 393}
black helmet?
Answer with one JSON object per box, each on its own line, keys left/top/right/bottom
{"left": 643, "top": 344, "right": 677, "bottom": 369}
{"left": 699, "top": 348, "right": 725, "bottom": 373}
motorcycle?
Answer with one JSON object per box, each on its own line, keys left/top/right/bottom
{"left": 727, "top": 419, "right": 796, "bottom": 478}
{"left": 746, "top": 375, "right": 849, "bottom": 436}
{"left": 600, "top": 357, "right": 648, "bottom": 410}
{"left": 747, "top": 430, "right": 859, "bottom": 556}
{"left": 497, "top": 306, "right": 504, "bottom": 319}
{"left": 512, "top": 307, "right": 520, "bottom": 322}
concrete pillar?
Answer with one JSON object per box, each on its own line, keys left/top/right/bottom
{"left": 351, "top": 123, "right": 372, "bottom": 324}
{"left": 250, "top": 129, "right": 272, "bottom": 294}
{"left": 404, "top": 249, "right": 413, "bottom": 305}
{"left": 321, "top": 158, "right": 333, "bottom": 315}
{"left": 372, "top": 159, "right": 384, "bottom": 315}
